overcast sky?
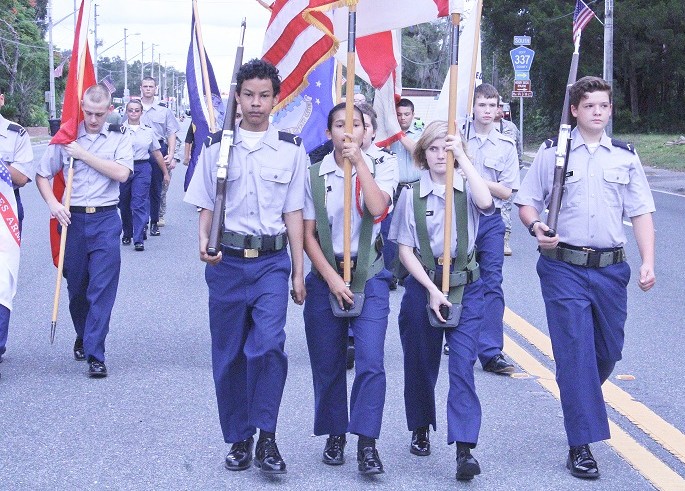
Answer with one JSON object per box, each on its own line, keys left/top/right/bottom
{"left": 51, "top": 0, "right": 272, "bottom": 92}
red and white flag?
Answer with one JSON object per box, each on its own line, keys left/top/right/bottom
{"left": 49, "top": 0, "right": 96, "bottom": 266}
{"left": 0, "top": 160, "right": 20, "bottom": 311}
{"left": 262, "top": 0, "right": 449, "bottom": 110}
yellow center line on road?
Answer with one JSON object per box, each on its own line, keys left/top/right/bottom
{"left": 503, "top": 308, "right": 685, "bottom": 490}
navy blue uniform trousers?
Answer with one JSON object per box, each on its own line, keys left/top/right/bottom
{"left": 119, "top": 160, "right": 152, "bottom": 244}
{"left": 399, "top": 273, "right": 484, "bottom": 445}
{"left": 0, "top": 304, "right": 9, "bottom": 357}
{"left": 475, "top": 211, "right": 506, "bottom": 367}
{"left": 63, "top": 209, "right": 122, "bottom": 363}
{"left": 149, "top": 141, "right": 167, "bottom": 224}
{"left": 537, "top": 255, "right": 630, "bottom": 446}
{"left": 303, "top": 269, "right": 391, "bottom": 439}
{"left": 205, "top": 249, "right": 290, "bottom": 444}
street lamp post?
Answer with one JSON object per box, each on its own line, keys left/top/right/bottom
{"left": 123, "top": 28, "right": 129, "bottom": 100}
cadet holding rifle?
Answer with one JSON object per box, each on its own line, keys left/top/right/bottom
{"left": 516, "top": 76, "right": 656, "bottom": 479}
{"left": 184, "top": 59, "right": 306, "bottom": 474}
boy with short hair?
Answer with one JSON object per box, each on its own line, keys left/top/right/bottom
{"left": 516, "top": 75, "right": 655, "bottom": 478}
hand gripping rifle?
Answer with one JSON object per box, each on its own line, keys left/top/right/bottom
{"left": 207, "top": 19, "right": 246, "bottom": 256}
{"left": 544, "top": 38, "right": 580, "bottom": 237}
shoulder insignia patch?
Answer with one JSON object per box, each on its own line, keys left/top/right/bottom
{"left": 158, "top": 102, "right": 168, "bottom": 108}
{"left": 108, "top": 124, "right": 126, "bottom": 134}
{"left": 204, "top": 130, "right": 222, "bottom": 147}
{"left": 611, "top": 139, "right": 636, "bottom": 154}
{"left": 278, "top": 131, "right": 302, "bottom": 146}
{"left": 380, "top": 147, "right": 394, "bottom": 155}
{"left": 544, "top": 137, "right": 558, "bottom": 149}
{"left": 7, "top": 123, "right": 26, "bottom": 137}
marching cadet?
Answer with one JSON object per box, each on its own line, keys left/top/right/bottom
{"left": 138, "top": 76, "right": 179, "bottom": 235}
{"left": 36, "top": 83, "right": 133, "bottom": 378}
{"left": 184, "top": 59, "right": 306, "bottom": 475}
{"left": 303, "top": 103, "right": 397, "bottom": 474}
{"left": 466, "top": 83, "right": 520, "bottom": 374}
{"left": 119, "top": 99, "right": 168, "bottom": 251}
{"left": 516, "top": 76, "right": 656, "bottom": 479}
{"left": 0, "top": 86, "right": 34, "bottom": 366}
{"left": 389, "top": 121, "right": 493, "bottom": 481}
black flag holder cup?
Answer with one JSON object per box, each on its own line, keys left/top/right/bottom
{"left": 330, "top": 4, "right": 363, "bottom": 318}
{"left": 426, "top": 6, "right": 462, "bottom": 329}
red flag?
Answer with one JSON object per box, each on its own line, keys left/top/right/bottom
{"left": 49, "top": 0, "right": 95, "bottom": 267}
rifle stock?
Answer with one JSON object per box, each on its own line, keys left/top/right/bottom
{"left": 545, "top": 48, "right": 579, "bottom": 237}
{"left": 207, "top": 19, "right": 246, "bottom": 256}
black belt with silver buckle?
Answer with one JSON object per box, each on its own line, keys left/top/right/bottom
{"left": 540, "top": 243, "right": 626, "bottom": 268}
{"left": 134, "top": 159, "right": 150, "bottom": 165}
{"left": 221, "top": 231, "right": 288, "bottom": 259}
{"left": 70, "top": 205, "right": 117, "bottom": 214}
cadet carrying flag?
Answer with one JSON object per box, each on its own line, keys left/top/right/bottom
{"left": 185, "top": 6, "right": 226, "bottom": 191}
{"left": 49, "top": 0, "right": 96, "bottom": 267}
{"left": 0, "top": 160, "right": 21, "bottom": 313}
{"left": 271, "top": 56, "right": 334, "bottom": 153}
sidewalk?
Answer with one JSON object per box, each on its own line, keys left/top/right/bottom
{"left": 523, "top": 151, "right": 685, "bottom": 196}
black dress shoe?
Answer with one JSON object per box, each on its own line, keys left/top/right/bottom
{"left": 346, "top": 337, "right": 355, "bottom": 370}
{"left": 255, "top": 437, "right": 286, "bottom": 474}
{"left": 443, "top": 343, "right": 449, "bottom": 355}
{"left": 567, "top": 444, "right": 600, "bottom": 479}
{"left": 150, "top": 223, "right": 160, "bottom": 236}
{"left": 483, "top": 354, "right": 515, "bottom": 375}
{"left": 357, "top": 446, "right": 384, "bottom": 475}
{"left": 322, "top": 434, "right": 346, "bottom": 465}
{"left": 121, "top": 236, "right": 131, "bottom": 245}
{"left": 73, "top": 338, "right": 85, "bottom": 361}
{"left": 134, "top": 242, "right": 144, "bottom": 251}
{"left": 410, "top": 426, "right": 430, "bottom": 456}
{"left": 455, "top": 450, "right": 481, "bottom": 481}
{"left": 88, "top": 360, "right": 107, "bottom": 378}
{"left": 224, "top": 436, "right": 254, "bottom": 471}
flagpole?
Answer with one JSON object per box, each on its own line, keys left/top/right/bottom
{"left": 342, "top": 3, "right": 357, "bottom": 289}
{"left": 441, "top": 3, "right": 463, "bottom": 301}
{"left": 465, "top": 0, "right": 483, "bottom": 117}
{"left": 51, "top": 0, "right": 91, "bottom": 343}
{"left": 192, "top": 0, "right": 217, "bottom": 133}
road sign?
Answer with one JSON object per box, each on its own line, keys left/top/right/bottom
{"left": 514, "top": 81, "right": 531, "bottom": 92}
{"left": 514, "top": 71, "right": 530, "bottom": 80}
{"left": 510, "top": 46, "right": 535, "bottom": 72}
{"left": 512, "top": 90, "right": 533, "bottom": 98}
{"left": 514, "top": 35, "right": 531, "bottom": 46}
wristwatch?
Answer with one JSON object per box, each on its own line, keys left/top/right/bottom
{"left": 528, "top": 220, "right": 542, "bottom": 236}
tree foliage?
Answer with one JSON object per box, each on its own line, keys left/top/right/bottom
{"left": 0, "top": 0, "right": 50, "bottom": 126}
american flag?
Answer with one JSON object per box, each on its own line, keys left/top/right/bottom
{"left": 0, "top": 159, "right": 12, "bottom": 188}
{"left": 100, "top": 75, "right": 116, "bottom": 94}
{"left": 573, "top": 0, "right": 597, "bottom": 42}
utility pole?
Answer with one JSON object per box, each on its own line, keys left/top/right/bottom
{"left": 140, "top": 41, "right": 144, "bottom": 82}
{"left": 123, "top": 28, "right": 129, "bottom": 100}
{"left": 93, "top": 4, "right": 99, "bottom": 81}
{"left": 603, "top": 0, "right": 614, "bottom": 136}
{"left": 151, "top": 43, "right": 155, "bottom": 81}
{"left": 48, "top": 0, "right": 56, "bottom": 119}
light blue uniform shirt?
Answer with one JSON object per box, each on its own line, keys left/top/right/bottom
{"left": 467, "top": 127, "right": 520, "bottom": 209}
{"left": 515, "top": 128, "right": 655, "bottom": 249}
{"left": 124, "top": 123, "right": 161, "bottom": 161}
{"left": 389, "top": 124, "right": 423, "bottom": 183}
{"left": 38, "top": 122, "right": 133, "bottom": 207}
{"left": 304, "top": 151, "right": 398, "bottom": 256}
{"left": 184, "top": 125, "right": 307, "bottom": 236}
{"left": 0, "top": 114, "right": 34, "bottom": 183}
{"left": 140, "top": 103, "right": 180, "bottom": 142}
{"left": 389, "top": 169, "right": 494, "bottom": 258}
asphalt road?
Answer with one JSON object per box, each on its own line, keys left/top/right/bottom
{"left": 0, "top": 140, "right": 683, "bottom": 490}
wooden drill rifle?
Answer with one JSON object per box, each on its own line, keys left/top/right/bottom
{"left": 545, "top": 38, "right": 580, "bottom": 237}
{"left": 207, "top": 19, "right": 246, "bottom": 256}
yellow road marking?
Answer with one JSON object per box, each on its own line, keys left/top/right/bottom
{"left": 503, "top": 308, "right": 685, "bottom": 489}
{"left": 503, "top": 333, "right": 685, "bottom": 490}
